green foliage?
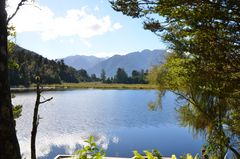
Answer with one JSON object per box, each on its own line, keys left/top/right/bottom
{"left": 133, "top": 149, "right": 162, "bottom": 159}
{"left": 9, "top": 46, "right": 150, "bottom": 85}
{"left": 100, "top": 69, "right": 106, "bottom": 82}
{"left": 8, "top": 26, "right": 23, "bottom": 120}
{"left": 179, "top": 154, "right": 199, "bottom": 159}
{"left": 106, "top": 68, "right": 148, "bottom": 84}
{"left": 111, "top": 0, "right": 240, "bottom": 157}
{"left": 148, "top": 53, "right": 192, "bottom": 92}
{"left": 90, "top": 74, "right": 99, "bottom": 82}
{"left": 12, "top": 105, "right": 22, "bottom": 119}
{"left": 11, "top": 94, "right": 22, "bottom": 120}
{"left": 9, "top": 46, "right": 102, "bottom": 86}
{"left": 114, "top": 68, "right": 129, "bottom": 83}
{"left": 149, "top": 53, "right": 240, "bottom": 157}
{"left": 9, "top": 46, "right": 151, "bottom": 85}
{"left": 131, "top": 69, "right": 148, "bottom": 84}
{"left": 74, "top": 136, "right": 105, "bottom": 159}
{"left": 9, "top": 46, "right": 80, "bottom": 86}
{"left": 133, "top": 150, "right": 213, "bottom": 159}
{"left": 7, "top": 26, "right": 19, "bottom": 71}
{"left": 78, "top": 69, "right": 91, "bottom": 82}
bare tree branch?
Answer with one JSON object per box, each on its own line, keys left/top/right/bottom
{"left": 7, "top": 0, "right": 27, "bottom": 24}
{"left": 39, "top": 97, "right": 53, "bottom": 104}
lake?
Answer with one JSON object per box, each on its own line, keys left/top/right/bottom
{"left": 13, "top": 89, "right": 204, "bottom": 159}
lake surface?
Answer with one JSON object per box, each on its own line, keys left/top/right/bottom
{"left": 13, "top": 89, "right": 204, "bottom": 159}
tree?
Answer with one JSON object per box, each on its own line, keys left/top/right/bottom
{"left": 19, "top": 63, "right": 31, "bottom": 87}
{"left": 105, "top": 77, "right": 113, "bottom": 84}
{"left": 10, "top": 46, "right": 86, "bottom": 85}
{"left": 90, "top": 74, "right": 98, "bottom": 82}
{"left": 114, "top": 68, "right": 128, "bottom": 83}
{"left": 0, "top": 0, "right": 34, "bottom": 158}
{"left": 100, "top": 69, "right": 106, "bottom": 82}
{"left": 31, "top": 77, "right": 52, "bottom": 159}
{"left": 148, "top": 53, "right": 240, "bottom": 158}
{"left": 131, "top": 70, "right": 140, "bottom": 83}
{"left": 111, "top": 0, "right": 240, "bottom": 157}
{"left": 78, "top": 69, "right": 90, "bottom": 82}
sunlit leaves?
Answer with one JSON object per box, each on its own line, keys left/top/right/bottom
{"left": 111, "top": 1, "right": 240, "bottom": 156}
{"left": 75, "top": 136, "right": 106, "bottom": 159}
{"left": 133, "top": 149, "right": 162, "bottom": 159}
{"left": 12, "top": 105, "right": 22, "bottom": 119}
{"left": 11, "top": 94, "right": 22, "bottom": 120}
{"left": 148, "top": 53, "right": 192, "bottom": 92}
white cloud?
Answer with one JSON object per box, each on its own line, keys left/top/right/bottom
{"left": 6, "top": 1, "right": 122, "bottom": 41}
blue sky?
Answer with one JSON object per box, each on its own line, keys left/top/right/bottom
{"left": 7, "top": 0, "right": 165, "bottom": 59}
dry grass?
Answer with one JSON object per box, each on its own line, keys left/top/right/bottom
{"left": 44, "top": 82, "right": 157, "bottom": 90}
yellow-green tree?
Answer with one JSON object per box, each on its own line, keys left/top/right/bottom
{"left": 111, "top": 0, "right": 240, "bottom": 158}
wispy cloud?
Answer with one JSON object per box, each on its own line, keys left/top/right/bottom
{"left": 7, "top": 1, "right": 122, "bottom": 41}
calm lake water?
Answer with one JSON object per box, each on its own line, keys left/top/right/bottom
{"left": 13, "top": 89, "right": 204, "bottom": 159}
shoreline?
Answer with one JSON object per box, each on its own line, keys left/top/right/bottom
{"left": 11, "top": 82, "right": 158, "bottom": 92}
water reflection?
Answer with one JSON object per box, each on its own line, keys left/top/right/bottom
{"left": 13, "top": 90, "right": 204, "bottom": 158}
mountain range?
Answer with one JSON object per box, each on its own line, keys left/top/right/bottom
{"left": 10, "top": 46, "right": 167, "bottom": 85}
{"left": 63, "top": 49, "right": 166, "bottom": 77}
{"left": 62, "top": 55, "right": 105, "bottom": 70}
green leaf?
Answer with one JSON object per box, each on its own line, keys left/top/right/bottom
{"left": 133, "top": 150, "right": 145, "bottom": 159}
{"left": 144, "top": 150, "right": 155, "bottom": 159}
{"left": 13, "top": 105, "right": 22, "bottom": 119}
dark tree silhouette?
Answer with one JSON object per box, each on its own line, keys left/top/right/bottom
{"left": 114, "top": 68, "right": 128, "bottom": 83}
{"left": 0, "top": 0, "right": 23, "bottom": 158}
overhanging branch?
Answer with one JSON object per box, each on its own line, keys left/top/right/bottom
{"left": 7, "top": 0, "right": 27, "bottom": 24}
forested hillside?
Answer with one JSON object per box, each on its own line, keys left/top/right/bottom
{"left": 9, "top": 46, "right": 151, "bottom": 86}
{"left": 9, "top": 46, "right": 90, "bottom": 86}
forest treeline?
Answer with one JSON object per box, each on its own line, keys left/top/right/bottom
{"left": 9, "top": 46, "right": 148, "bottom": 86}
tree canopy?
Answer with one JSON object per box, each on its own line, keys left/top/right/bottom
{"left": 111, "top": 0, "right": 240, "bottom": 157}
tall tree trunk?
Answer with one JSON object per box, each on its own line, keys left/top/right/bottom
{"left": 31, "top": 82, "right": 40, "bottom": 159}
{"left": 0, "top": 0, "right": 21, "bottom": 159}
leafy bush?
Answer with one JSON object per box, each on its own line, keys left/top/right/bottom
{"left": 74, "top": 136, "right": 105, "bottom": 159}
{"left": 133, "top": 149, "right": 162, "bottom": 159}
{"left": 133, "top": 150, "right": 201, "bottom": 159}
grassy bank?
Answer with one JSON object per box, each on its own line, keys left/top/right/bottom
{"left": 44, "top": 82, "right": 158, "bottom": 90}
{"left": 11, "top": 82, "right": 158, "bottom": 92}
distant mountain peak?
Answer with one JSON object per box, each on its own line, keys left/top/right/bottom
{"left": 62, "top": 55, "right": 105, "bottom": 70}
{"left": 63, "top": 49, "right": 167, "bottom": 77}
